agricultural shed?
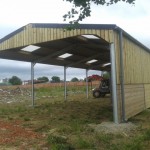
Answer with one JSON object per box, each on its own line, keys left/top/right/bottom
{"left": 0, "top": 23, "right": 150, "bottom": 123}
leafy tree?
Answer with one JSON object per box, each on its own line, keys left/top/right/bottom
{"left": 63, "top": 0, "right": 135, "bottom": 25}
{"left": 37, "top": 76, "right": 49, "bottom": 83}
{"left": 9, "top": 76, "right": 22, "bottom": 85}
{"left": 71, "top": 77, "right": 79, "bottom": 82}
{"left": 51, "top": 76, "right": 61, "bottom": 83}
{"left": 102, "top": 71, "right": 110, "bottom": 79}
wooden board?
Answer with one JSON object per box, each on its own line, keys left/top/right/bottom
{"left": 114, "top": 32, "right": 150, "bottom": 84}
{"left": 144, "top": 84, "right": 150, "bottom": 108}
{"left": 117, "top": 84, "right": 145, "bottom": 120}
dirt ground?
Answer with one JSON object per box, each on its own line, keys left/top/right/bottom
{"left": 0, "top": 119, "right": 46, "bottom": 150}
{"left": 0, "top": 93, "right": 150, "bottom": 150}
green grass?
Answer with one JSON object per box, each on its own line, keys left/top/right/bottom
{"left": 34, "top": 85, "right": 91, "bottom": 99}
{"left": 47, "top": 135, "right": 74, "bottom": 150}
{"left": 0, "top": 86, "right": 150, "bottom": 149}
{"left": 75, "top": 136, "right": 95, "bottom": 149}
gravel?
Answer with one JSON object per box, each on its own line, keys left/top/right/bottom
{"left": 88, "top": 122, "right": 138, "bottom": 135}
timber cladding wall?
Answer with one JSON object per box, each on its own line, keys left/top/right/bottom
{"left": 117, "top": 84, "right": 147, "bottom": 120}
{"left": 115, "top": 32, "right": 150, "bottom": 84}
{"left": 123, "top": 36, "right": 150, "bottom": 84}
{"left": 144, "top": 84, "right": 150, "bottom": 108}
{"left": 0, "top": 24, "right": 114, "bottom": 51}
{"left": 124, "top": 84, "right": 145, "bottom": 120}
{"left": 115, "top": 31, "right": 150, "bottom": 121}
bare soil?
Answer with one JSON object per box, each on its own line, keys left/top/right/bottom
{"left": 0, "top": 91, "right": 150, "bottom": 149}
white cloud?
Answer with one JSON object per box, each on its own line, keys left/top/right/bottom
{"left": 0, "top": 0, "right": 72, "bottom": 26}
{"left": 0, "top": 59, "right": 101, "bottom": 81}
{"left": 0, "top": 0, "right": 149, "bottom": 80}
{"left": 83, "top": 0, "right": 150, "bottom": 48}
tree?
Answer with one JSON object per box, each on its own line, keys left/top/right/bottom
{"left": 51, "top": 76, "right": 61, "bottom": 83}
{"left": 9, "top": 76, "right": 22, "bottom": 85}
{"left": 102, "top": 71, "right": 110, "bottom": 79}
{"left": 37, "top": 76, "right": 49, "bottom": 83}
{"left": 71, "top": 77, "right": 79, "bottom": 82}
{"left": 63, "top": 0, "right": 135, "bottom": 25}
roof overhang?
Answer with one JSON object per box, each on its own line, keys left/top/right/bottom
{"left": 0, "top": 23, "right": 119, "bottom": 71}
{"left": 0, "top": 35, "right": 111, "bottom": 71}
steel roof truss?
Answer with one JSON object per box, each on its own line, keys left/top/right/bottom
{"left": 66, "top": 53, "right": 102, "bottom": 68}
{"left": 34, "top": 44, "right": 77, "bottom": 63}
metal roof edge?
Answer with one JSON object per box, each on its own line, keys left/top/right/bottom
{"left": 114, "top": 26, "right": 150, "bottom": 52}
{"left": 0, "top": 26, "right": 25, "bottom": 44}
{"left": 31, "top": 23, "right": 117, "bottom": 30}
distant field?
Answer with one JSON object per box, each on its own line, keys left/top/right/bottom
{"left": 0, "top": 81, "right": 100, "bottom": 103}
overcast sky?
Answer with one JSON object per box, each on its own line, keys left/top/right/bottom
{"left": 0, "top": 0, "right": 150, "bottom": 81}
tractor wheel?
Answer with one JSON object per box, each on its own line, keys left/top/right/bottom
{"left": 100, "top": 93, "right": 106, "bottom": 97}
{"left": 93, "top": 90, "right": 101, "bottom": 98}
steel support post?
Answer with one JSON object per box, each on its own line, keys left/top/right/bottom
{"left": 86, "top": 69, "right": 89, "bottom": 99}
{"left": 101, "top": 71, "right": 104, "bottom": 77}
{"left": 31, "top": 62, "right": 35, "bottom": 107}
{"left": 64, "top": 66, "right": 67, "bottom": 101}
{"left": 110, "top": 43, "right": 119, "bottom": 124}
{"left": 119, "top": 30, "right": 126, "bottom": 122}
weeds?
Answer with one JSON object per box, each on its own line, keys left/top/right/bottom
{"left": 97, "top": 134, "right": 113, "bottom": 144}
{"left": 47, "top": 135, "right": 74, "bottom": 150}
{"left": 47, "top": 135, "right": 66, "bottom": 144}
{"left": 75, "top": 136, "right": 95, "bottom": 149}
{"left": 143, "top": 129, "right": 150, "bottom": 140}
{"left": 123, "top": 136, "right": 143, "bottom": 150}
{"left": 70, "top": 120, "right": 84, "bottom": 133}
{"left": 23, "top": 117, "right": 31, "bottom": 121}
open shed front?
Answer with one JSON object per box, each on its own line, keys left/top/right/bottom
{"left": 0, "top": 23, "right": 150, "bottom": 123}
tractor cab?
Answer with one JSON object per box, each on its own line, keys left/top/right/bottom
{"left": 92, "top": 78, "right": 110, "bottom": 98}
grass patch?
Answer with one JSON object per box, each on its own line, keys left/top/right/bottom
{"left": 0, "top": 88, "right": 150, "bottom": 150}
{"left": 47, "top": 135, "right": 74, "bottom": 150}
{"left": 23, "top": 117, "right": 31, "bottom": 121}
{"left": 143, "top": 129, "right": 150, "bottom": 140}
{"left": 75, "top": 136, "right": 95, "bottom": 149}
{"left": 47, "top": 135, "right": 67, "bottom": 144}
{"left": 96, "top": 134, "right": 113, "bottom": 144}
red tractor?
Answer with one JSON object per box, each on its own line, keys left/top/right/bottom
{"left": 92, "top": 78, "right": 110, "bottom": 98}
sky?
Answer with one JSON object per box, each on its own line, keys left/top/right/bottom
{"left": 0, "top": 0, "right": 150, "bottom": 81}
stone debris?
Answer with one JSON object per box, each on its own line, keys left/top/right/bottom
{"left": 0, "top": 87, "right": 31, "bottom": 103}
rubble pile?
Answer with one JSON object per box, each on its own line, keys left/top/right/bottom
{"left": 0, "top": 87, "right": 31, "bottom": 103}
